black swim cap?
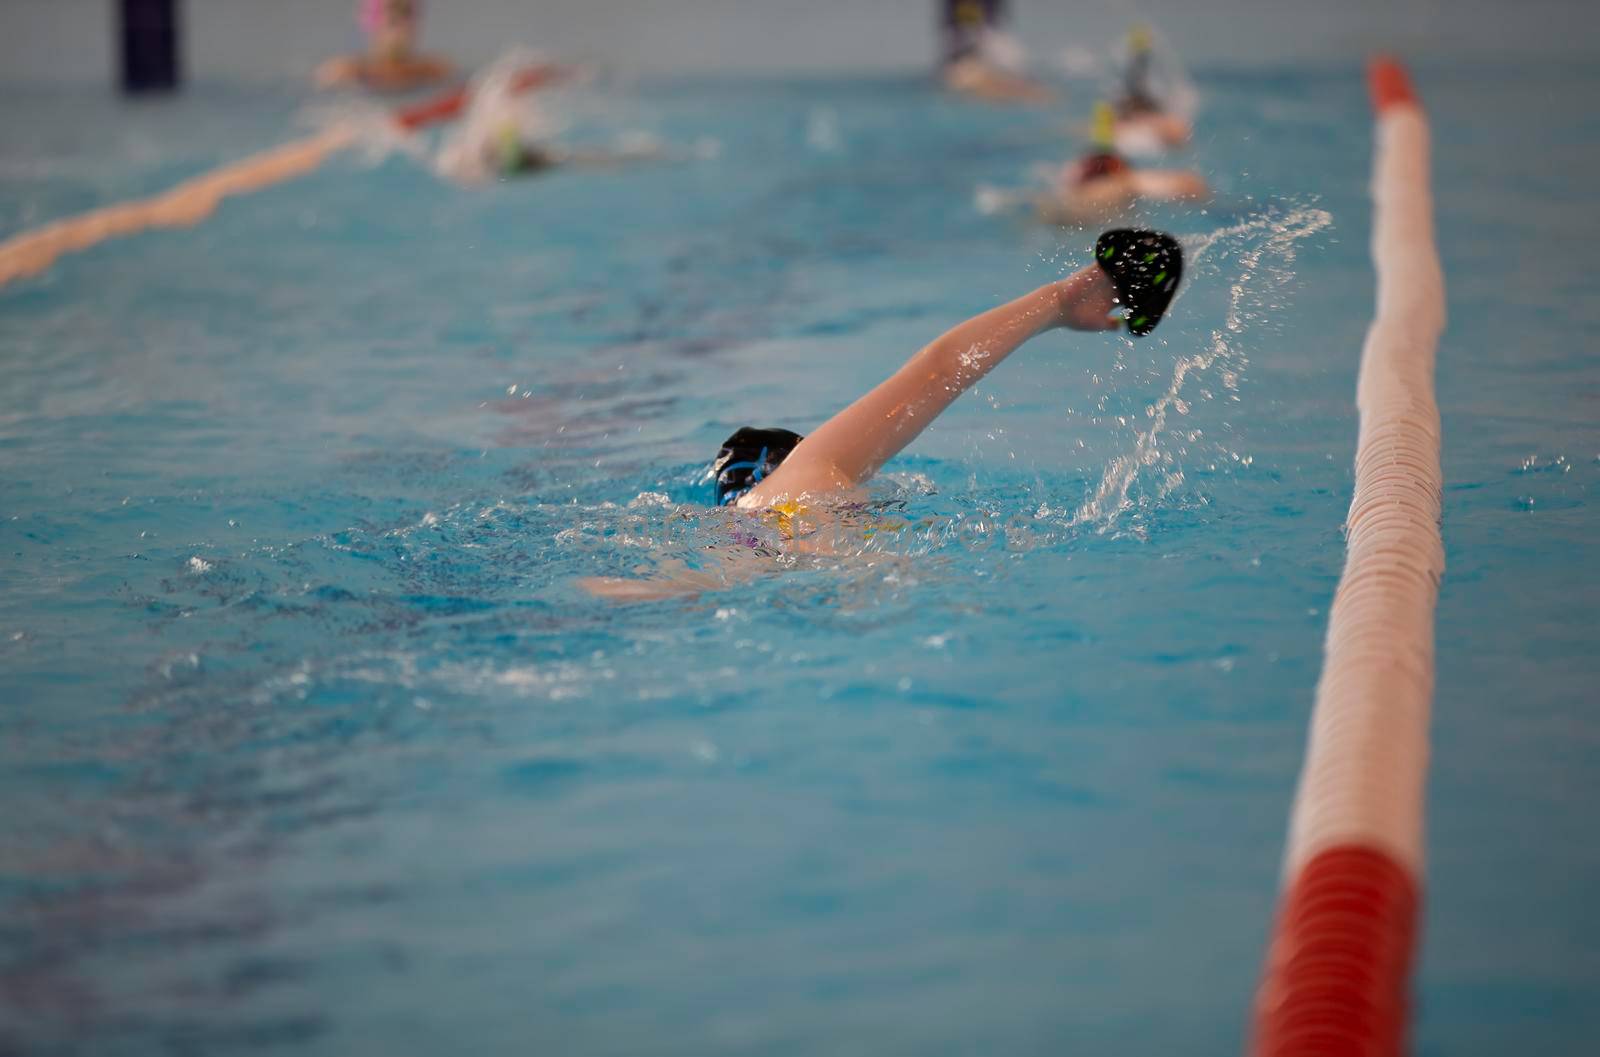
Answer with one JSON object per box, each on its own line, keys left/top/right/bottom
{"left": 712, "top": 427, "right": 804, "bottom": 506}
{"left": 1095, "top": 228, "right": 1183, "bottom": 337}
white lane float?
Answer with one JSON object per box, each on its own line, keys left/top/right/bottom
{"left": 0, "top": 64, "right": 573, "bottom": 290}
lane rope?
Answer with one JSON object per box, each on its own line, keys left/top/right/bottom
{"left": 0, "top": 65, "right": 570, "bottom": 290}
{"left": 1249, "top": 55, "right": 1446, "bottom": 1057}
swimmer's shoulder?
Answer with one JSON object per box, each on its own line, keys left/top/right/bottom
{"left": 737, "top": 457, "right": 855, "bottom": 511}
{"left": 315, "top": 56, "right": 363, "bottom": 89}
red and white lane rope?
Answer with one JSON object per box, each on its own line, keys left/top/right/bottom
{"left": 1250, "top": 56, "right": 1446, "bottom": 1057}
{"left": 0, "top": 64, "right": 572, "bottom": 290}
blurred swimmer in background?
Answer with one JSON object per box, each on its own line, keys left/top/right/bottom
{"left": 1036, "top": 102, "right": 1207, "bottom": 225}
{"left": 1111, "top": 24, "right": 1194, "bottom": 152}
{"left": 318, "top": 0, "right": 454, "bottom": 92}
{"left": 433, "top": 55, "right": 705, "bottom": 185}
{"left": 580, "top": 230, "right": 1185, "bottom": 601}
{"left": 940, "top": 0, "right": 1053, "bottom": 104}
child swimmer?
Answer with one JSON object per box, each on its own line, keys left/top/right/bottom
{"left": 317, "top": 0, "right": 454, "bottom": 93}
{"left": 940, "top": 0, "right": 1054, "bottom": 105}
{"left": 1112, "top": 25, "right": 1193, "bottom": 152}
{"left": 579, "top": 229, "right": 1184, "bottom": 602}
{"left": 1036, "top": 103, "right": 1207, "bottom": 226}
{"left": 434, "top": 56, "right": 687, "bottom": 185}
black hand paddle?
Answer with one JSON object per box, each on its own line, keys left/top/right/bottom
{"left": 1095, "top": 229, "right": 1183, "bottom": 337}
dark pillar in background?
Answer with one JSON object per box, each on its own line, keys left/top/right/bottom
{"left": 120, "top": 0, "right": 182, "bottom": 93}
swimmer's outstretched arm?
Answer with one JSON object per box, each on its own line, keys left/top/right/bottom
{"left": 740, "top": 264, "right": 1119, "bottom": 508}
{"left": 550, "top": 143, "right": 667, "bottom": 168}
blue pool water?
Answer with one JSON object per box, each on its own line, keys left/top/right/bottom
{"left": 2, "top": 63, "right": 1597, "bottom": 1056}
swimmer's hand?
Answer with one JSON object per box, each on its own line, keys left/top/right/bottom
{"left": 1050, "top": 264, "right": 1123, "bottom": 332}
{"left": 578, "top": 553, "right": 770, "bottom": 603}
{"left": 578, "top": 573, "right": 712, "bottom": 603}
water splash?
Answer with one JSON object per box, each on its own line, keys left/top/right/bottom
{"left": 435, "top": 48, "right": 574, "bottom": 184}
{"left": 1069, "top": 205, "right": 1332, "bottom": 533}
{"left": 300, "top": 98, "right": 427, "bottom": 166}
{"left": 806, "top": 108, "right": 842, "bottom": 153}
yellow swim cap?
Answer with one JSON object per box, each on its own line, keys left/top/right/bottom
{"left": 1129, "top": 24, "right": 1152, "bottom": 53}
{"left": 494, "top": 122, "right": 522, "bottom": 173}
{"left": 1091, "top": 101, "right": 1115, "bottom": 150}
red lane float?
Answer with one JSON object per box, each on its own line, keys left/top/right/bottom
{"left": 1249, "top": 56, "right": 1445, "bottom": 1057}
{"left": 394, "top": 62, "right": 577, "bottom": 131}
{"left": 1368, "top": 56, "right": 1418, "bottom": 114}
{"left": 1253, "top": 848, "right": 1419, "bottom": 1057}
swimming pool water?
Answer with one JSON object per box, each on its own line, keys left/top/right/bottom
{"left": 2, "top": 63, "right": 1597, "bottom": 1056}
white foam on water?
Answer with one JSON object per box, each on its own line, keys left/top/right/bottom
{"left": 436, "top": 48, "right": 572, "bottom": 184}
{"left": 973, "top": 183, "right": 1037, "bottom": 216}
{"left": 300, "top": 98, "right": 426, "bottom": 166}
{"left": 806, "top": 108, "right": 842, "bottom": 153}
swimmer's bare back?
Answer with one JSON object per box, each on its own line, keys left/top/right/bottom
{"left": 1037, "top": 179, "right": 1138, "bottom": 226}
{"left": 1041, "top": 162, "right": 1207, "bottom": 226}
{"left": 1117, "top": 111, "right": 1192, "bottom": 150}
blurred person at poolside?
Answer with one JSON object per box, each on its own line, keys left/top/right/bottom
{"left": 941, "top": 0, "right": 1053, "bottom": 104}
{"left": 318, "top": 0, "right": 454, "bottom": 92}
